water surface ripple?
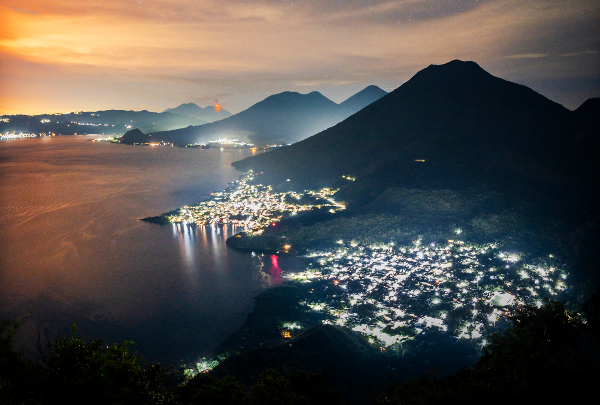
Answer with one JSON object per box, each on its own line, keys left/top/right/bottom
{"left": 0, "top": 136, "right": 293, "bottom": 365}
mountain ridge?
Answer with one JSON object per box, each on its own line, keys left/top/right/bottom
{"left": 120, "top": 86, "right": 387, "bottom": 146}
{"left": 338, "top": 84, "right": 389, "bottom": 113}
{"left": 163, "top": 102, "right": 232, "bottom": 123}
{"left": 231, "top": 60, "right": 589, "bottom": 197}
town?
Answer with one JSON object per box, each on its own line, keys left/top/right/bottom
{"left": 286, "top": 240, "right": 568, "bottom": 347}
{"left": 167, "top": 171, "right": 346, "bottom": 233}
{"left": 171, "top": 172, "right": 570, "bottom": 377}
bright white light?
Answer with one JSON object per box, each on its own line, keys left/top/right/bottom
{"left": 507, "top": 254, "right": 520, "bottom": 262}
{"left": 489, "top": 292, "right": 514, "bottom": 307}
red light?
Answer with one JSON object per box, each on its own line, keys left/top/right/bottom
{"left": 271, "top": 255, "right": 281, "bottom": 278}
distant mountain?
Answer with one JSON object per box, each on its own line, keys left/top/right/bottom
{"left": 338, "top": 85, "right": 388, "bottom": 115}
{"left": 121, "top": 86, "right": 387, "bottom": 146}
{"left": 86, "top": 109, "right": 207, "bottom": 132}
{"left": 0, "top": 109, "right": 205, "bottom": 136}
{"left": 163, "top": 102, "right": 232, "bottom": 123}
{"left": 232, "top": 60, "right": 596, "bottom": 203}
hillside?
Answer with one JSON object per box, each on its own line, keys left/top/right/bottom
{"left": 231, "top": 60, "right": 596, "bottom": 203}
{"left": 208, "top": 285, "right": 481, "bottom": 401}
{"left": 121, "top": 86, "right": 387, "bottom": 146}
{"left": 573, "top": 97, "right": 600, "bottom": 143}
{"left": 211, "top": 324, "right": 386, "bottom": 401}
{"left": 227, "top": 61, "right": 600, "bottom": 288}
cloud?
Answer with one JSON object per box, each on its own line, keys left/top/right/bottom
{"left": 8, "top": 6, "right": 37, "bottom": 15}
{"left": 560, "top": 50, "right": 599, "bottom": 57}
{"left": 0, "top": 0, "right": 598, "bottom": 114}
{"left": 294, "top": 80, "right": 357, "bottom": 87}
{"left": 506, "top": 53, "right": 549, "bottom": 59}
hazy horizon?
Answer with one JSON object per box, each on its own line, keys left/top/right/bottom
{"left": 1, "top": 0, "right": 598, "bottom": 116}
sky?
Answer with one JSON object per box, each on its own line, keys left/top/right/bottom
{"left": 0, "top": 0, "right": 598, "bottom": 115}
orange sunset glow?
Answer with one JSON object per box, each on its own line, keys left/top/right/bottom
{"left": 0, "top": 0, "right": 598, "bottom": 115}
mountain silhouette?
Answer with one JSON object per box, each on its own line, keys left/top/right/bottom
{"left": 120, "top": 128, "right": 146, "bottom": 143}
{"left": 338, "top": 84, "right": 388, "bottom": 115}
{"left": 163, "top": 102, "right": 232, "bottom": 123}
{"left": 232, "top": 60, "right": 595, "bottom": 202}
{"left": 574, "top": 97, "right": 600, "bottom": 116}
{"left": 121, "top": 86, "right": 387, "bottom": 146}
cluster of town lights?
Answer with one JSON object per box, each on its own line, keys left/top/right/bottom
{"left": 286, "top": 241, "right": 567, "bottom": 347}
{"left": 178, "top": 171, "right": 569, "bottom": 377}
{"left": 208, "top": 138, "right": 253, "bottom": 148}
{"left": 167, "top": 171, "right": 345, "bottom": 232}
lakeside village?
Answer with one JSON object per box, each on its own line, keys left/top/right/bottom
{"left": 93, "top": 135, "right": 289, "bottom": 150}
{"left": 0, "top": 121, "right": 288, "bottom": 150}
{"left": 1, "top": 132, "right": 41, "bottom": 140}
{"left": 167, "top": 172, "right": 345, "bottom": 232}
{"left": 0, "top": 115, "right": 122, "bottom": 140}
{"left": 91, "top": 136, "right": 257, "bottom": 148}
{"left": 165, "top": 172, "right": 570, "bottom": 376}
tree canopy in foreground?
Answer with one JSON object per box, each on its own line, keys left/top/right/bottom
{"left": 1, "top": 291, "right": 598, "bottom": 404}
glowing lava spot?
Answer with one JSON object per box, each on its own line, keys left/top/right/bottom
{"left": 215, "top": 99, "right": 223, "bottom": 112}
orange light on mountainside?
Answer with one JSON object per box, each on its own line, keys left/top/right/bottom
{"left": 214, "top": 99, "right": 223, "bottom": 112}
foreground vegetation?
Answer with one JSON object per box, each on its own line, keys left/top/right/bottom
{"left": 374, "top": 293, "right": 599, "bottom": 404}
{"left": 2, "top": 292, "right": 598, "bottom": 404}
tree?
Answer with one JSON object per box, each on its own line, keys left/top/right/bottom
{"left": 27, "top": 326, "right": 173, "bottom": 405}
{"left": 471, "top": 298, "right": 584, "bottom": 401}
{"left": 375, "top": 298, "right": 597, "bottom": 404}
{"left": 179, "top": 374, "right": 245, "bottom": 405}
{"left": 0, "top": 320, "right": 37, "bottom": 403}
{"left": 180, "top": 369, "right": 340, "bottom": 405}
{"left": 245, "top": 369, "right": 339, "bottom": 405}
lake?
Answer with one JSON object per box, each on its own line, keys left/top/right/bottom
{"left": 0, "top": 135, "right": 301, "bottom": 366}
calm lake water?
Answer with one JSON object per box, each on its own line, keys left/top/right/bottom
{"left": 0, "top": 135, "right": 300, "bottom": 365}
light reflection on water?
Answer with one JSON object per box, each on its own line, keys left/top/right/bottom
{"left": 270, "top": 255, "right": 283, "bottom": 286}
{"left": 0, "top": 135, "right": 297, "bottom": 366}
{"left": 175, "top": 223, "right": 198, "bottom": 271}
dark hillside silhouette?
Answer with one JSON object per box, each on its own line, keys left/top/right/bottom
{"left": 573, "top": 97, "right": 600, "bottom": 142}
{"left": 232, "top": 60, "right": 595, "bottom": 204}
{"left": 121, "top": 128, "right": 146, "bottom": 144}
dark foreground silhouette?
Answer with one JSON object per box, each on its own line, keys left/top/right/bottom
{"left": 2, "top": 291, "right": 598, "bottom": 404}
